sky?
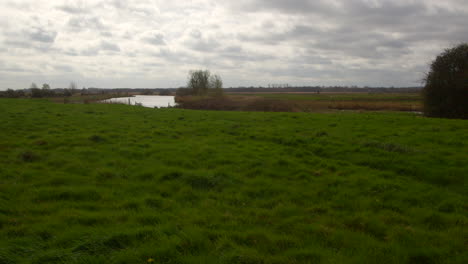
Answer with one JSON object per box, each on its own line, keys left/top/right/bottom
{"left": 0, "top": 0, "right": 467, "bottom": 89}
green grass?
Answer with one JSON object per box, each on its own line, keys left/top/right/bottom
{"left": 0, "top": 99, "right": 467, "bottom": 264}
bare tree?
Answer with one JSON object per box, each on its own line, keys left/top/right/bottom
{"left": 69, "top": 82, "right": 78, "bottom": 91}
{"left": 187, "top": 70, "right": 210, "bottom": 95}
{"left": 185, "top": 70, "right": 223, "bottom": 96}
{"left": 209, "top": 74, "right": 223, "bottom": 96}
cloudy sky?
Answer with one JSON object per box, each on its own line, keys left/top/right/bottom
{"left": 0, "top": 0, "right": 467, "bottom": 89}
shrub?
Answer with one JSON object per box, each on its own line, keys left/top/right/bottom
{"left": 423, "top": 43, "right": 468, "bottom": 119}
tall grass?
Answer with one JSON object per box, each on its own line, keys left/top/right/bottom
{"left": 176, "top": 95, "right": 422, "bottom": 112}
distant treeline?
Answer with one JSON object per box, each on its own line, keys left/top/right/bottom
{"left": 1, "top": 86, "right": 422, "bottom": 98}
{"left": 0, "top": 87, "right": 173, "bottom": 98}
{"left": 0, "top": 88, "right": 78, "bottom": 98}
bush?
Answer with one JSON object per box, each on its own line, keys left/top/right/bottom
{"left": 423, "top": 43, "right": 468, "bottom": 119}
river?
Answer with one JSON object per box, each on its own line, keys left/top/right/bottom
{"left": 103, "top": 95, "right": 176, "bottom": 108}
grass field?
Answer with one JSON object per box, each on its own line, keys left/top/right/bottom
{"left": 0, "top": 99, "right": 467, "bottom": 263}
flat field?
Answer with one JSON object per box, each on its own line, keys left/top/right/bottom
{"left": 0, "top": 99, "right": 466, "bottom": 263}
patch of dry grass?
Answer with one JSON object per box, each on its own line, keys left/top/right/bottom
{"left": 176, "top": 95, "right": 422, "bottom": 112}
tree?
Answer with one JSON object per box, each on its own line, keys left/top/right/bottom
{"left": 184, "top": 70, "right": 223, "bottom": 96}
{"left": 64, "top": 81, "right": 78, "bottom": 96}
{"left": 69, "top": 82, "right": 78, "bottom": 91}
{"left": 187, "top": 70, "right": 210, "bottom": 95}
{"left": 31, "top": 88, "right": 42, "bottom": 98}
{"left": 30, "top": 83, "right": 42, "bottom": 98}
{"left": 209, "top": 74, "right": 223, "bottom": 96}
{"left": 41, "top": 83, "right": 54, "bottom": 97}
{"left": 423, "top": 43, "right": 468, "bottom": 119}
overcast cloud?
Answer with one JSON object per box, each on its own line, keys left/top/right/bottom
{"left": 0, "top": 0, "right": 467, "bottom": 89}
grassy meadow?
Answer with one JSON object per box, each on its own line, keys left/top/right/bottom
{"left": 0, "top": 98, "right": 467, "bottom": 263}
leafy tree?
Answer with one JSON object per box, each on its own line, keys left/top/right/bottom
{"left": 423, "top": 43, "right": 468, "bottom": 119}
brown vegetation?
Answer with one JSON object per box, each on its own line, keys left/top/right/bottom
{"left": 176, "top": 95, "right": 422, "bottom": 112}
{"left": 176, "top": 96, "right": 303, "bottom": 112}
{"left": 329, "top": 101, "right": 422, "bottom": 112}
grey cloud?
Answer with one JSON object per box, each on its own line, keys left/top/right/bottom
{"left": 184, "top": 30, "right": 221, "bottom": 52}
{"left": 0, "top": 66, "right": 27, "bottom": 73}
{"left": 67, "top": 16, "right": 107, "bottom": 32}
{"left": 100, "top": 31, "right": 113, "bottom": 37}
{"left": 263, "top": 65, "right": 419, "bottom": 87}
{"left": 108, "top": 0, "right": 126, "bottom": 9}
{"left": 103, "top": 0, "right": 154, "bottom": 16}
{"left": 57, "top": 5, "right": 88, "bottom": 14}
{"left": 146, "top": 48, "right": 196, "bottom": 64}
{"left": 291, "top": 52, "right": 332, "bottom": 65}
{"left": 2, "top": 27, "right": 57, "bottom": 51}
{"left": 233, "top": 0, "right": 333, "bottom": 15}
{"left": 238, "top": 24, "right": 323, "bottom": 45}
{"left": 189, "top": 38, "right": 221, "bottom": 52}
{"left": 81, "top": 46, "right": 100, "bottom": 56}
{"left": 29, "top": 28, "right": 57, "bottom": 43}
{"left": 223, "top": 45, "right": 243, "bottom": 53}
{"left": 0, "top": 0, "right": 466, "bottom": 88}
{"left": 143, "top": 33, "right": 166, "bottom": 46}
{"left": 237, "top": 7, "right": 452, "bottom": 60}
{"left": 235, "top": 0, "right": 467, "bottom": 47}
{"left": 100, "top": 41, "right": 120, "bottom": 52}
{"left": 63, "top": 48, "right": 79, "bottom": 56}
{"left": 54, "top": 65, "right": 74, "bottom": 72}
{"left": 219, "top": 45, "right": 275, "bottom": 62}
{"left": 223, "top": 52, "right": 275, "bottom": 62}
{"left": 190, "top": 30, "right": 202, "bottom": 39}
{"left": 72, "top": 41, "right": 120, "bottom": 56}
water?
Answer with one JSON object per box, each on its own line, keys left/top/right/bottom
{"left": 103, "top": 95, "right": 176, "bottom": 108}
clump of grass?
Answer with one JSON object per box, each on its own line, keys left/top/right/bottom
{"left": 89, "top": 134, "right": 105, "bottom": 142}
{"left": 35, "top": 189, "right": 101, "bottom": 202}
{"left": 19, "top": 151, "right": 39, "bottom": 162}
{"left": 315, "top": 131, "right": 328, "bottom": 137}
